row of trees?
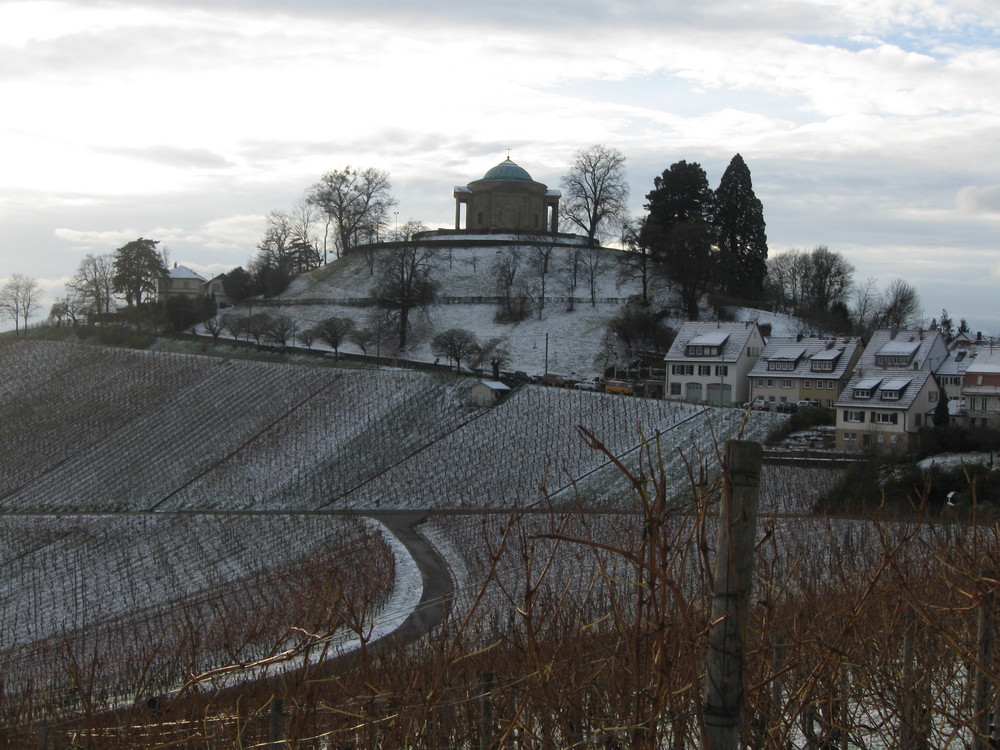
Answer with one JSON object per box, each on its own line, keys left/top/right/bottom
{"left": 761, "top": 245, "right": 936, "bottom": 335}
{"left": 0, "top": 274, "right": 41, "bottom": 333}
{"left": 636, "top": 155, "right": 768, "bottom": 319}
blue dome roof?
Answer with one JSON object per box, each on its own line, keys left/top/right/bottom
{"left": 482, "top": 158, "right": 534, "bottom": 182}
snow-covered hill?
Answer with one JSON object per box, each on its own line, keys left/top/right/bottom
{"left": 227, "top": 239, "right": 804, "bottom": 379}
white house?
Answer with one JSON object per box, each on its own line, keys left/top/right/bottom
{"left": 664, "top": 321, "right": 765, "bottom": 406}
{"left": 834, "top": 329, "right": 948, "bottom": 452}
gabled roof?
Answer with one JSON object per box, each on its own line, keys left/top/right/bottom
{"left": 748, "top": 336, "right": 862, "bottom": 379}
{"left": 665, "top": 321, "right": 761, "bottom": 363}
{"left": 967, "top": 349, "right": 1000, "bottom": 375}
{"left": 165, "top": 265, "right": 206, "bottom": 281}
{"left": 836, "top": 369, "right": 935, "bottom": 410}
{"left": 857, "top": 329, "right": 948, "bottom": 373}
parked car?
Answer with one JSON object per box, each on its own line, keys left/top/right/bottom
{"left": 797, "top": 399, "right": 821, "bottom": 409}
{"left": 747, "top": 398, "right": 771, "bottom": 411}
{"left": 775, "top": 401, "right": 798, "bottom": 413}
{"left": 604, "top": 379, "right": 634, "bottom": 395}
{"left": 510, "top": 371, "right": 533, "bottom": 382}
{"left": 540, "top": 373, "right": 568, "bottom": 387}
{"left": 574, "top": 380, "right": 603, "bottom": 392}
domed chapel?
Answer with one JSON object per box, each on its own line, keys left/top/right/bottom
{"left": 453, "top": 157, "right": 561, "bottom": 234}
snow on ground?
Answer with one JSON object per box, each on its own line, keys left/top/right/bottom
{"left": 225, "top": 242, "right": 800, "bottom": 379}
{"left": 917, "top": 452, "right": 998, "bottom": 471}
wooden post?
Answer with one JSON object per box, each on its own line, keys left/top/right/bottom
{"left": 270, "top": 696, "right": 285, "bottom": 749}
{"left": 703, "top": 439, "right": 762, "bottom": 750}
{"left": 973, "top": 576, "right": 995, "bottom": 750}
{"left": 479, "top": 671, "right": 495, "bottom": 750}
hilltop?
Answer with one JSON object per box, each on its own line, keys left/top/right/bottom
{"left": 224, "top": 236, "right": 805, "bottom": 378}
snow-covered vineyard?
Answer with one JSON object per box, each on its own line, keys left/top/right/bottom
{"left": 0, "top": 339, "right": 780, "bottom": 513}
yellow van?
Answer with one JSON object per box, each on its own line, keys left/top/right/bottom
{"left": 604, "top": 379, "right": 634, "bottom": 395}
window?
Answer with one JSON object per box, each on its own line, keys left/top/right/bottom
{"left": 670, "top": 382, "right": 681, "bottom": 395}
{"left": 804, "top": 380, "right": 812, "bottom": 389}
{"left": 781, "top": 379, "right": 793, "bottom": 389}
{"left": 698, "top": 365, "right": 711, "bottom": 376}
{"left": 768, "top": 361, "right": 795, "bottom": 371}
{"left": 816, "top": 381, "right": 825, "bottom": 390}
{"left": 843, "top": 431, "right": 857, "bottom": 441}
{"left": 880, "top": 389, "right": 901, "bottom": 401}
{"left": 715, "top": 365, "right": 728, "bottom": 377}
{"left": 811, "top": 360, "right": 835, "bottom": 372}
{"left": 854, "top": 388, "right": 872, "bottom": 399}
{"left": 757, "top": 378, "right": 765, "bottom": 387}
{"left": 766, "top": 379, "right": 774, "bottom": 388}
{"left": 874, "top": 412, "right": 898, "bottom": 425}
{"left": 844, "top": 410, "right": 864, "bottom": 423}
{"left": 672, "top": 364, "right": 694, "bottom": 376}
{"left": 929, "top": 391, "right": 938, "bottom": 402}
{"left": 826, "top": 399, "right": 834, "bottom": 407}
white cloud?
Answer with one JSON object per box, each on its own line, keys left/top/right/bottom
{"left": 957, "top": 185, "right": 1000, "bottom": 215}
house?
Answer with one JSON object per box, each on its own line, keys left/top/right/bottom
{"left": 202, "top": 273, "right": 232, "bottom": 308}
{"left": 963, "top": 348, "right": 1000, "bottom": 428}
{"left": 470, "top": 379, "right": 511, "bottom": 407}
{"left": 834, "top": 328, "right": 948, "bottom": 453}
{"left": 663, "top": 321, "right": 765, "bottom": 406}
{"left": 748, "top": 336, "right": 863, "bottom": 409}
{"left": 158, "top": 264, "right": 208, "bottom": 303}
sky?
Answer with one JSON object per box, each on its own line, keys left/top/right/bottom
{"left": 1, "top": 0, "right": 999, "bottom": 334}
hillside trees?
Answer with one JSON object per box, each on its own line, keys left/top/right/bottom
{"left": 616, "top": 216, "right": 654, "bottom": 307}
{"left": 221, "top": 266, "right": 256, "bottom": 304}
{"left": 492, "top": 247, "right": 531, "bottom": 322}
{"left": 764, "top": 246, "right": 854, "bottom": 331}
{"left": 877, "top": 278, "right": 922, "bottom": 330}
{"left": 0, "top": 274, "right": 41, "bottom": 333}
{"left": 314, "top": 316, "right": 356, "bottom": 357}
{"left": 603, "top": 306, "right": 676, "bottom": 365}
{"left": 524, "top": 239, "right": 556, "bottom": 317}
{"left": 431, "top": 328, "right": 479, "bottom": 372}
{"left": 560, "top": 145, "right": 629, "bottom": 246}
{"left": 250, "top": 210, "right": 322, "bottom": 297}
{"left": 371, "top": 222, "right": 437, "bottom": 350}
{"left": 641, "top": 160, "right": 717, "bottom": 320}
{"left": 307, "top": 167, "right": 396, "bottom": 258}
{"left": 715, "top": 153, "right": 768, "bottom": 301}
{"left": 112, "top": 238, "right": 166, "bottom": 308}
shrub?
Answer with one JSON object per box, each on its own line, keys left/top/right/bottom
{"left": 763, "top": 405, "right": 834, "bottom": 445}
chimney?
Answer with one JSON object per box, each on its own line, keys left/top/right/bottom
{"left": 890, "top": 326, "right": 898, "bottom": 339}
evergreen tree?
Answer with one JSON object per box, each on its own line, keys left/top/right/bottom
{"left": 715, "top": 154, "right": 768, "bottom": 300}
{"left": 641, "top": 160, "right": 717, "bottom": 320}
{"left": 112, "top": 238, "right": 166, "bottom": 308}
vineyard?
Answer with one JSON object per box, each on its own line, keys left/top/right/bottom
{"left": 12, "top": 338, "right": 1000, "bottom": 748}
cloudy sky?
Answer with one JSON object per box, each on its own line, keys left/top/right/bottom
{"left": 2, "top": 0, "right": 999, "bottom": 333}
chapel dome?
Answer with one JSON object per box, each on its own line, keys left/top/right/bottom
{"left": 482, "top": 157, "right": 534, "bottom": 182}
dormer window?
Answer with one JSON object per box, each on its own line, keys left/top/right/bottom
{"left": 686, "top": 345, "right": 722, "bottom": 357}
{"left": 878, "top": 378, "right": 911, "bottom": 402}
{"left": 853, "top": 377, "right": 882, "bottom": 399}
{"left": 811, "top": 359, "right": 835, "bottom": 372}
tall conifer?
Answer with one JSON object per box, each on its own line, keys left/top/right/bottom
{"left": 715, "top": 154, "right": 768, "bottom": 300}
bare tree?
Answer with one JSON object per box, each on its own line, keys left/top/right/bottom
{"left": 524, "top": 238, "right": 556, "bottom": 318}
{"left": 0, "top": 274, "right": 41, "bottom": 333}
{"left": 431, "top": 328, "right": 479, "bottom": 373}
{"left": 315, "top": 316, "right": 356, "bottom": 357}
{"left": 307, "top": 167, "right": 396, "bottom": 258}
{"left": 560, "top": 247, "right": 583, "bottom": 311}
{"left": 492, "top": 247, "right": 532, "bottom": 322}
{"left": 265, "top": 315, "right": 297, "bottom": 350}
{"left": 877, "top": 278, "right": 922, "bottom": 329}
{"left": 616, "top": 216, "right": 654, "bottom": 307}
{"left": 581, "top": 245, "right": 608, "bottom": 306}
{"left": 560, "top": 145, "right": 629, "bottom": 246}
{"left": 851, "top": 277, "right": 882, "bottom": 335}
{"left": 68, "top": 253, "right": 116, "bottom": 316}
{"left": 371, "top": 221, "right": 437, "bottom": 351}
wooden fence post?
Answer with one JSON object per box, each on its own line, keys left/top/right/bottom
{"left": 270, "top": 696, "right": 285, "bottom": 749}
{"left": 973, "top": 575, "right": 995, "bottom": 750}
{"left": 480, "top": 671, "right": 495, "bottom": 750}
{"left": 703, "top": 439, "right": 762, "bottom": 750}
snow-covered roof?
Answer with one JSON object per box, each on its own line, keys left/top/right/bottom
{"left": 967, "top": 349, "right": 1000, "bottom": 374}
{"left": 857, "top": 329, "right": 947, "bottom": 374}
{"left": 878, "top": 340, "right": 921, "bottom": 357}
{"left": 836, "top": 369, "right": 935, "bottom": 411}
{"left": 855, "top": 377, "right": 883, "bottom": 391}
{"left": 771, "top": 346, "right": 806, "bottom": 361}
{"left": 666, "top": 322, "right": 760, "bottom": 363}
{"left": 689, "top": 331, "right": 730, "bottom": 347}
{"left": 747, "top": 336, "right": 862, "bottom": 380}
{"left": 166, "top": 265, "right": 206, "bottom": 281}
{"left": 475, "top": 379, "right": 511, "bottom": 391}
{"left": 880, "top": 377, "right": 913, "bottom": 392}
